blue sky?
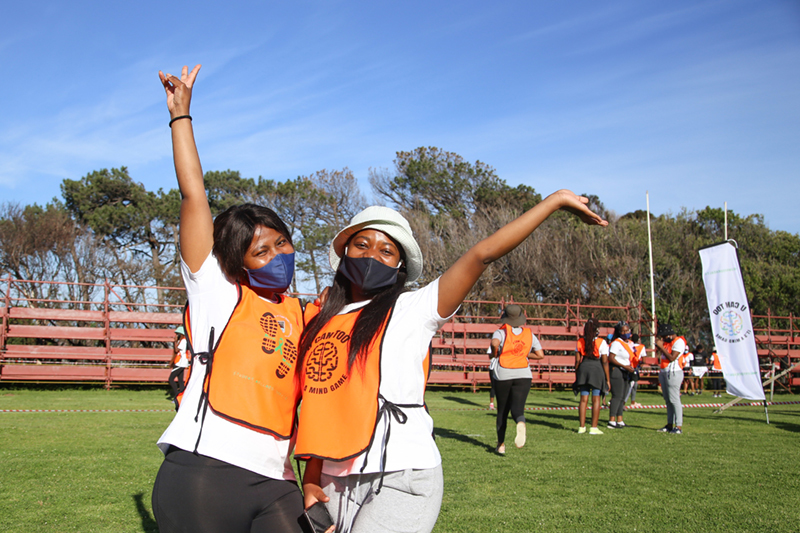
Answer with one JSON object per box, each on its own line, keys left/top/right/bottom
{"left": 2, "top": 0, "right": 799, "bottom": 234}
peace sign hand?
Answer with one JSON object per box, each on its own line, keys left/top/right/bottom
{"left": 158, "top": 64, "right": 201, "bottom": 118}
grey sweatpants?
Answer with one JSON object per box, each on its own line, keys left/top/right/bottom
{"left": 321, "top": 464, "right": 443, "bottom": 533}
{"left": 659, "top": 369, "right": 684, "bottom": 427}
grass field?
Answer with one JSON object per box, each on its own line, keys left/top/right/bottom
{"left": 1, "top": 386, "right": 798, "bottom": 532}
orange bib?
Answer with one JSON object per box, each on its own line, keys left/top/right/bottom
{"left": 295, "top": 308, "right": 389, "bottom": 462}
{"left": 631, "top": 344, "right": 645, "bottom": 368}
{"left": 197, "top": 286, "right": 303, "bottom": 439}
{"left": 577, "top": 337, "right": 605, "bottom": 359}
{"left": 611, "top": 338, "right": 635, "bottom": 365}
{"left": 660, "top": 336, "right": 687, "bottom": 369}
{"left": 498, "top": 324, "right": 534, "bottom": 369}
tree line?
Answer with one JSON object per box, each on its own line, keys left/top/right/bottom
{"left": 2, "top": 146, "right": 798, "bottom": 346}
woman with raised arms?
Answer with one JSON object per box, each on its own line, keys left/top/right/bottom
{"left": 152, "top": 65, "right": 310, "bottom": 533}
{"left": 296, "top": 193, "right": 607, "bottom": 533}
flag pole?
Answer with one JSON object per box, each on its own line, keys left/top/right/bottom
{"left": 724, "top": 201, "right": 728, "bottom": 241}
{"left": 646, "top": 192, "right": 656, "bottom": 352}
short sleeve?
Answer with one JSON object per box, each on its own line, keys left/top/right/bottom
{"left": 530, "top": 334, "right": 542, "bottom": 352}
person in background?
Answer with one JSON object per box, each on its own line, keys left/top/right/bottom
{"left": 487, "top": 344, "right": 497, "bottom": 410}
{"left": 573, "top": 318, "right": 610, "bottom": 435}
{"left": 490, "top": 304, "right": 545, "bottom": 454}
{"left": 710, "top": 349, "right": 725, "bottom": 398}
{"left": 607, "top": 321, "right": 636, "bottom": 428}
{"left": 691, "top": 343, "right": 709, "bottom": 395}
{"left": 681, "top": 346, "right": 694, "bottom": 395}
{"left": 655, "top": 323, "right": 687, "bottom": 434}
{"left": 624, "top": 333, "right": 645, "bottom": 408}
{"left": 168, "top": 326, "right": 190, "bottom": 409}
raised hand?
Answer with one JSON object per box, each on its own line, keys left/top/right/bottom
{"left": 553, "top": 189, "right": 608, "bottom": 227}
{"left": 158, "top": 64, "right": 201, "bottom": 118}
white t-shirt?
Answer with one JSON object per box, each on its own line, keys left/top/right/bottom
{"left": 609, "top": 338, "right": 634, "bottom": 367}
{"left": 491, "top": 327, "right": 542, "bottom": 381}
{"left": 174, "top": 338, "right": 190, "bottom": 368}
{"left": 661, "top": 337, "right": 687, "bottom": 372}
{"left": 321, "top": 278, "right": 453, "bottom": 477}
{"left": 157, "top": 253, "right": 297, "bottom": 481}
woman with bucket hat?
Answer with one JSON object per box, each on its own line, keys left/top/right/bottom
{"left": 295, "top": 191, "right": 606, "bottom": 533}
{"left": 490, "top": 304, "right": 544, "bottom": 454}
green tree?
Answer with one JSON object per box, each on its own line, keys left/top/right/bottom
{"left": 60, "top": 168, "right": 179, "bottom": 305}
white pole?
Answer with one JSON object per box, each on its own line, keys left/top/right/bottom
{"left": 724, "top": 201, "right": 728, "bottom": 241}
{"left": 646, "top": 191, "right": 656, "bottom": 351}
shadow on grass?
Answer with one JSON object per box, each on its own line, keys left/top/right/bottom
{"left": 771, "top": 421, "right": 800, "bottom": 433}
{"left": 133, "top": 492, "right": 158, "bottom": 533}
{"left": 435, "top": 427, "right": 496, "bottom": 454}
{"left": 523, "top": 407, "right": 668, "bottom": 430}
{"left": 442, "top": 395, "right": 485, "bottom": 407}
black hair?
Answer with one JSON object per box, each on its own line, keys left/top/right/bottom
{"left": 582, "top": 318, "right": 600, "bottom": 358}
{"left": 611, "top": 320, "right": 629, "bottom": 343}
{"left": 695, "top": 343, "right": 705, "bottom": 353}
{"left": 211, "top": 203, "right": 292, "bottom": 281}
{"left": 631, "top": 333, "right": 640, "bottom": 344}
{"left": 298, "top": 268, "right": 409, "bottom": 376}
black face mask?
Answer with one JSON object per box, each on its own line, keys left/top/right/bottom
{"left": 339, "top": 255, "right": 400, "bottom": 293}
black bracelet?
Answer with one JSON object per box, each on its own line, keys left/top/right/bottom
{"left": 169, "top": 115, "right": 192, "bottom": 127}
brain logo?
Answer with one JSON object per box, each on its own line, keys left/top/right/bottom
{"left": 306, "top": 341, "right": 339, "bottom": 383}
{"left": 275, "top": 340, "right": 297, "bottom": 379}
{"left": 719, "top": 310, "right": 744, "bottom": 337}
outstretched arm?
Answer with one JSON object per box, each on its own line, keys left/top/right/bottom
{"left": 158, "top": 64, "right": 213, "bottom": 273}
{"left": 437, "top": 190, "right": 607, "bottom": 317}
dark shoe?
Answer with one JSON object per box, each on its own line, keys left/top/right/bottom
{"left": 669, "top": 428, "right": 683, "bottom": 435}
{"left": 657, "top": 425, "right": 673, "bottom": 433}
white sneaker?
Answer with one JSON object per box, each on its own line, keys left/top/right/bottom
{"left": 578, "top": 426, "right": 587, "bottom": 434}
{"left": 515, "top": 421, "right": 526, "bottom": 448}
{"left": 589, "top": 427, "right": 604, "bottom": 435}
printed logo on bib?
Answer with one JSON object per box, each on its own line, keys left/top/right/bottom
{"left": 259, "top": 312, "right": 297, "bottom": 379}
{"left": 509, "top": 339, "right": 527, "bottom": 353}
{"left": 304, "top": 329, "right": 351, "bottom": 394}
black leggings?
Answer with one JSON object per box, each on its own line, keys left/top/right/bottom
{"left": 152, "top": 447, "right": 307, "bottom": 533}
{"left": 494, "top": 378, "right": 531, "bottom": 444}
{"left": 608, "top": 366, "right": 628, "bottom": 418}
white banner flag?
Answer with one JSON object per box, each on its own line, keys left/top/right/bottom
{"left": 699, "top": 242, "right": 765, "bottom": 400}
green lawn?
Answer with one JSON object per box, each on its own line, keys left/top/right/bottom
{"left": 1, "top": 386, "right": 798, "bottom": 532}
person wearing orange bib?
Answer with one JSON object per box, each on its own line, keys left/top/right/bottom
{"left": 297, "top": 192, "right": 607, "bottom": 533}
{"left": 573, "top": 318, "right": 610, "bottom": 434}
{"left": 624, "top": 333, "right": 646, "bottom": 408}
{"left": 490, "top": 305, "right": 545, "bottom": 454}
{"left": 655, "top": 323, "right": 687, "bottom": 434}
{"left": 607, "top": 321, "right": 637, "bottom": 429}
{"left": 710, "top": 349, "right": 725, "bottom": 397}
{"left": 152, "top": 65, "right": 309, "bottom": 533}
{"left": 168, "top": 326, "right": 190, "bottom": 409}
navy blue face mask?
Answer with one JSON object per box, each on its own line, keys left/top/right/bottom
{"left": 339, "top": 255, "right": 400, "bottom": 293}
{"left": 245, "top": 252, "right": 295, "bottom": 292}
{"left": 621, "top": 333, "right": 632, "bottom": 340}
